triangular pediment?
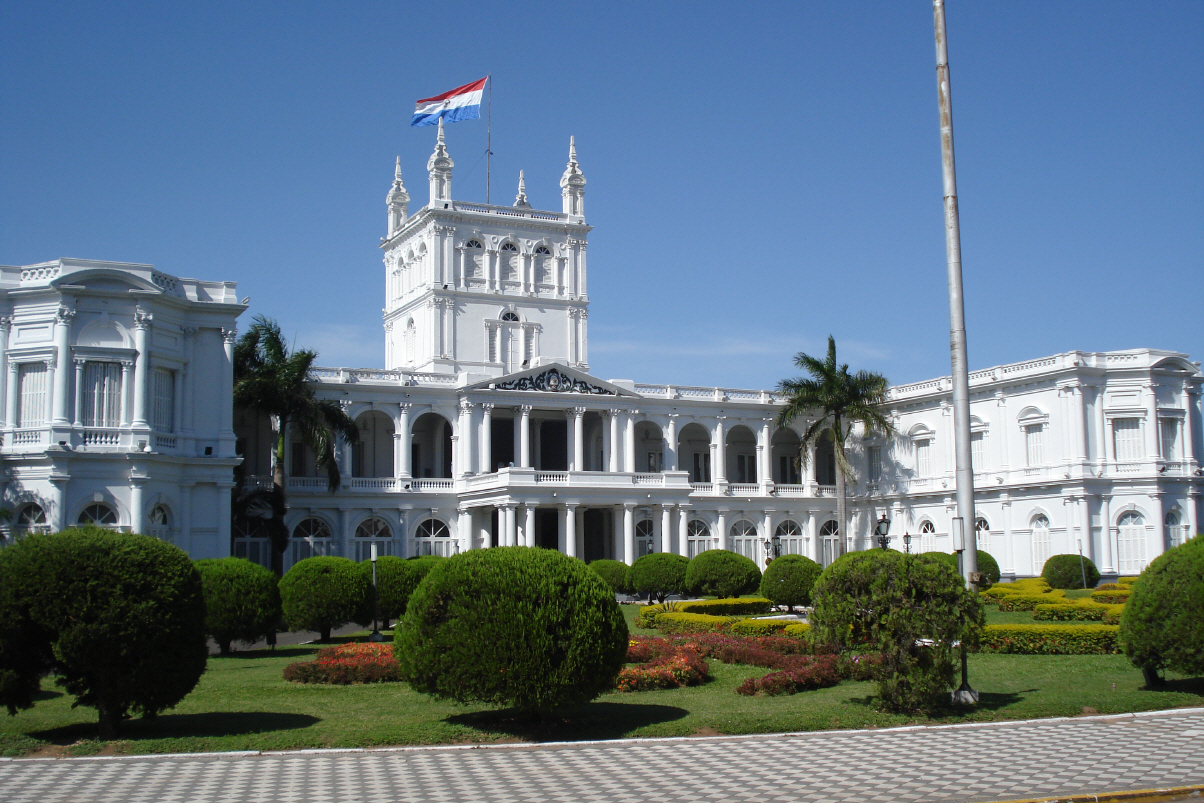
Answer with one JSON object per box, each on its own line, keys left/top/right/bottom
{"left": 467, "top": 363, "right": 637, "bottom": 396}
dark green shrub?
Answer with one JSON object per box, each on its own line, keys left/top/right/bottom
{"left": 976, "top": 551, "right": 1001, "bottom": 586}
{"left": 1119, "top": 537, "right": 1204, "bottom": 685}
{"left": 811, "top": 549, "right": 983, "bottom": 711}
{"left": 684, "top": 549, "right": 761, "bottom": 598}
{"left": 758, "top": 554, "right": 822, "bottom": 611}
{"left": 588, "top": 559, "right": 632, "bottom": 595}
{"left": 1042, "top": 554, "right": 1100, "bottom": 589}
{"left": 195, "top": 558, "right": 282, "bottom": 655}
{"left": 629, "top": 553, "right": 688, "bottom": 602}
{"left": 356, "top": 556, "right": 441, "bottom": 627}
{"left": 0, "top": 527, "right": 208, "bottom": 738}
{"left": 918, "top": 551, "right": 958, "bottom": 572}
{"left": 677, "top": 598, "right": 771, "bottom": 615}
{"left": 396, "top": 546, "right": 628, "bottom": 714}
{"left": 279, "top": 556, "right": 369, "bottom": 642}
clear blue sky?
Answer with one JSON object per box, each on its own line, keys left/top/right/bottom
{"left": 3, "top": 2, "right": 1201, "bottom": 390}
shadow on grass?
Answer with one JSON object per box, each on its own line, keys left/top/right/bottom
{"left": 845, "top": 689, "right": 1034, "bottom": 718}
{"left": 32, "top": 712, "right": 321, "bottom": 744}
{"left": 1148, "top": 676, "right": 1204, "bottom": 694}
{"left": 447, "top": 702, "right": 688, "bottom": 742}
{"left": 32, "top": 687, "right": 63, "bottom": 701}
{"left": 211, "top": 647, "right": 319, "bottom": 660}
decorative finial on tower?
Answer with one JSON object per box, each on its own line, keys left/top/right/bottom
{"left": 386, "top": 156, "right": 410, "bottom": 237}
{"left": 514, "top": 170, "right": 530, "bottom": 208}
{"left": 427, "top": 118, "right": 454, "bottom": 204}
{"left": 560, "top": 136, "right": 586, "bottom": 221}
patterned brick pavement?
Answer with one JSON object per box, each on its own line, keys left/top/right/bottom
{"left": 1, "top": 708, "right": 1202, "bottom": 803}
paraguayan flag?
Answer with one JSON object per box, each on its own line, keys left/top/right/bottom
{"left": 411, "top": 77, "right": 488, "bottom": 127}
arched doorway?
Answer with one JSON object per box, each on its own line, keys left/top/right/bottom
{"left": 353, "top": 410, "right": 395, "bottom": 478}
{"left": 772, "top": 428, "right": 802, "bottom": 485}
{"left": 726, "top": 425, "right": 758, "bottom": 484}
{"left": 677, "top": 423, "right": 712, "bottom": 483}
{"left": 634, "top": 421, "right": 664, "bottom": 473}
{"left": 411, "top": 412, "right": 453, "bottom": 478}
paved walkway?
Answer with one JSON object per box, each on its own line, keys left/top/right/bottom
{"left": 2, "top": 708, "right": 1202, "bottom": 803}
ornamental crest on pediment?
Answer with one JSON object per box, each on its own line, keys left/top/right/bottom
{"left": 495, "top": 368, "right": 614, "bottom": 395}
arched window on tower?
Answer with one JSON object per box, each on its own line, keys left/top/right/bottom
{"left": 500, "top": 242, "right": 520, "bottom": 284}
{"left": 404, "top": 319, "right": 416, "bottom": 366}
{"left": 464, "top": 239, "right": 484, "bottom": 281}
{"left": 534, "top": 245, "right": 552, "bottom": 286}
{"left": 1030, "top": 514, "right": 1051, "bottom": 575}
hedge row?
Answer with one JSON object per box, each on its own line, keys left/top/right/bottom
{"left": 978, "top": 624, "right": 1120, "bottom": 655}
{"left": 996, "top": 591, "right": 1067, "bottom": 611}
{"left": 653, "top": 612, "right": 737, "bottom": 634}
{"left": 677, "top": 598, "right": 772, "bottom": 616}
{"left": 729, "top": 618, "right": 791, "bottom": 636}
{"left": 783, "top": 623, "right": 811, "bottom": 640}
{"left": 1032, "top": 602, "right": 1124, "bottom": 624}
{"left": 1090, "top": 590, "right": 1130, "bottom": 605}
{"left": 980, "top": 578, "right": 1052, "bottom": 603}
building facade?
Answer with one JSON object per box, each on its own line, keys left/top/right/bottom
{"left": 6, "top": 127, "right": 1200, "bottom": 578}
{"left": 0, "top": 259, "right": 245, "bottom": 558}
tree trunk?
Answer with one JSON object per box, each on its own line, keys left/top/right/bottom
{"left": 271, "top": 419, "right": 289, "bottom": 577}
{"left": 835, "top": 444, "right": 848, "bottom": 557}
{"left": 97, "top": 703, "right": 119, "bottom": 741}
{"left": 320, "top": 626, "right": 331, "bottom": 643}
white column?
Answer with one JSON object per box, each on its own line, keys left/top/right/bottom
{"left": 578, "top": 309, "right": 588, "bottom": 368}
{"left": 479, "top": 403, "right": 494, "bottom": 473}
{"left": 1077, "top": 496, "right": 1092, "bottom": 562}
{"left": 1094, "top": 387, "right": 1109, "bottom": 466}
{"left": 72, "top": 359, "right": 84, "bottom": 427}
{"left": 172, "top": 366, "right": 184, "bottom": 437}
{"left": 51, "top": 308, "right": 73, "bottom": 426}
{"left": 396, "top": 403, "right": 412, "bottom": 478}
{"left": 524, "top": 504, "right": 536, "bottom": 548}
{"left": 1072, "top": 384, "right": 1088, "bottom": 461}
{"left": 713, "top": 418, "right": 727, "bottom": 483}
{"left": 1151, "top": 493, "right": 1166, "bottom": 560}
{"left": 119, "top": 362, "right": 132, "bottom": 426}
{"left": 220, "top": 328, "right": 237, "bottom": 454}
{"left": 763, "top": 511, "right": 774, "bottom": 560}
{"left": 442, "top": 300, "right": 453, "bottom": 360}
{"left": 759, "top": 420, "right": 773, "bottom": 487}
{"left": 180, "top": 481, "right": 194, "bottom": 555}
{"left": 0, "top": 318, "right": 9, "bottom": 429}
{"left": 575, "top": 506, "right": 585, "bottom": 558}
{"left": 457, "top": 400, "right": 474, "bottom": 476}
{"left": 1144, "top": 383, "right": 1160, "bottom": 459}
{"left": 624, "top": 412, "right": 637, "bottom": 473}
{"left": 622, "top": 504, "right": 635, "bottom": 565}
{"left": 132, "top": 312, "right": 152, "bottom": 428}
{"left": 606, "top": 409, "right": 620, "bottom": 472}
{"left": 664, "top": 415, "right": 678, "bottom": 471}
{"left": 1001, "top": 496, "right": 1015, "bottom": 576}
{"left": 339, "top": 508, "right": 353, "bottom": 559}
{"left": 1098, "top": 495, "right": 1113, "bottom": 574}
{"left": 181, "top": 328, "right": 196, "bottom": 452}
{"left": 5, "top": 362, "right": 18, "bottom": 431}
{"left": 502, "top": 504, "right": 516, "bottom": 547}
{"left": 564, "top": 504, "right": 577, "bottom": 558}
{"left": 458, "top": 508, "right": 472, "bottom": 553}
{"left": 1182, "top": 383, "right": 1196, "bottom": 468}
{"left": 716, "top": 511, "right": 727, "bottom": 551}
{"left": 49, "top": 478, "right": 67, "bottom": 533}
{"left": 130, "top": 480, "right": 145, "bottom": 534}
{"left": 518, "top": 404, "right": 532, "bottom": 468}
{"left": 677, "top": 506, "right": 689, "bottom": 557}
{"left": 807, "top": 511, "right": 820, "bottom": 562}
{"left": 659, "top": 505, "right": 671, "bottom": 554}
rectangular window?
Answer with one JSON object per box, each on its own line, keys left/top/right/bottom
{"left": 970, "top": 431, "right": 985, "bottom": 470}
{"left": 692, "top": 452, "right": 711, "bottom": 483}
{"left": 736, "top": 454, "right": 756, "bottom": 483}
{"left": 646, "top": 451, "right": 662, "bottom": 472}
{"left": 868, "top": 445, "right": 882, "bottom": 483}
{"left": 153, "top": 368, "right": 174, "bottom": 432}
{"left": 82, "top": 362, "right": 122, "bottom": 428}
{"left": 1025, "top": 424, "right": 1045, "bottom": 466}
{"left": 1113, "top": 417, "right": 1142, "bottom": 462}
{"left": 915, "top": 439, "right": 931, "bottom": 476}
{"left": 1159, "top": 418, "right": 1180, "bottom": 461}
{"left": 17, "top": 363, "right": 48, "bottom": 427}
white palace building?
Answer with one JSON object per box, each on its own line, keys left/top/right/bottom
{"left": 3, "top": 123, "right": 1201, "bottom": 580}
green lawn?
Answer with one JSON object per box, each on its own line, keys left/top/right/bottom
{"left": 1, "top": 605, "right": 1199, "bottom": 758}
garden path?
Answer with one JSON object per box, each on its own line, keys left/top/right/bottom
{"left": 1, "top": 707, "right": 1201, "bottom": 802}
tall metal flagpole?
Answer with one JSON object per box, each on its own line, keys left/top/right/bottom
{"left": 486, "top": 75, "right": 492, "bottom": 204}
{"left": 933, "top": 0, "right": 979, "bottom": 704}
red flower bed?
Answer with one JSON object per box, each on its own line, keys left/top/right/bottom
{"left": 616, "top": 646, "right": 710, "bottom": 692}
{"left": 283, "top": 642, "right": 403, "bottom": 685}
{"left": 736, "top": 655, "right": 843, "bottom": 696}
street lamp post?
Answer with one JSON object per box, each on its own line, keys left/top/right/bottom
{"left": 368, "top": 542, "right": 383, "bottom": 643}
{"left": 903, "top": 532, "right": 912, "bottom": 554}
{"left": 762, "top": 531, "right": 782, "bottom": 566}
{"left": 874, "top": 514, "right": 892, "bottom": 551}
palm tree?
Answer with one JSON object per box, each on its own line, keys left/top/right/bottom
{"left": 233, "top": 315, "right": 358, "bottom": 574}
{"left": 776, "top": 335, "right": 893, "bottom": 558}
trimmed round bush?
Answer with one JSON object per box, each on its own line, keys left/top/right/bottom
{"left": 195, "top": 558, "right": 282, "bottom": 655}
{"left": 0, "top": 527, "right": 208, "bottom": 739}
{"left": 588, "top": 559, "right": 632, "bottom": 595}
{"left": 357, "top": 555, "right": 443, "bottom": 627}
{"left": 976, "top": 550, "right": 1001, "bottom": 586}
{"left": 1042, "top": 554, "right": 1100, "bottom": 589}
{"left": 758, "top": 554, "right": 822, "bottom": 612}
{"left": 685, "top": 549, "right": 761, "bottom": 598}
{"left": 918, "top": 552, "right": 959, "bottom": 572}
{"left": 1119, "top": 536, "right": 1204, "bottom": 684}
{"left": 629, "top": 553, "right": 688, "bottom": 602}
{"left": 811, "top": 549, "right": 983, "bottom": 711}
{"left": 396, "top": 546, "right": 628, "bottom": 714}
{"left": 279, "top": 556, "right": 369, "bottom": 641}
